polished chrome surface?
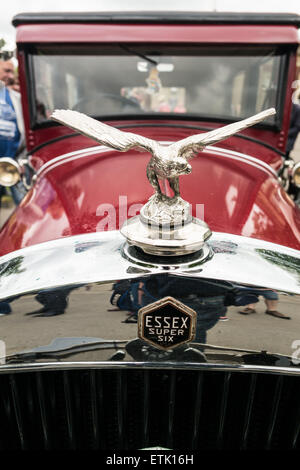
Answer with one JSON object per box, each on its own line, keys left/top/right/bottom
{"left": 122, "top": 240, "right": 212, "bottom": 267}
{"left": 0, "top": 157, "right": 34, "bottom": 191}
{"left": 0, "top": 157, "right": 22, "bottom": 187}
{"left": 121, "top": 215, "right": 212, "bottom": 256}
{"left": 0, "top": 231, "right": 300, "bottom": 297}
{"left": 1, "top": 361, "right": 300, "bottom": 374}
{"left": 0, "top": 231, "right": 300, "bottom": 367}
{"left": 292, "top": 161, "right": 300, "bottom": 187}
{"left": 51, "top": 108, "right": 275, "bottom": 254}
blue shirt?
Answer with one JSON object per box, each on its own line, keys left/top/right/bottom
{"left": 0, "top": 86, "right": 21, "bottom": 157}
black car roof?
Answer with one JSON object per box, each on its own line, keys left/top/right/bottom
{"left": 12, "top": 11, "right": 300, "bottom": 27}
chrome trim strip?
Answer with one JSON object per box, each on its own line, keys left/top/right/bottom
{"left": 36, "top": 145, "right": 109, "bottom": 178}
{"left": 206, "top": 145, "right": 278, "bottom": 177}
{"left": 35, "top": 142, "right": 277, "bottom": 180}
{"left": 2, "top": 230, "right": 297, "bottom": 266}
{"left": 0, "top": 361, "right": 300, "bottom": 375}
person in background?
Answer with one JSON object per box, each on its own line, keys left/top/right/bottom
{"left": 9, "top": 76, "right": 20, "bottom": 93}
{"left": 238, "top": 289, "right": 290, "bottom": 319}
{"left": 0, "top": 56, "right": 14, "bottom": 87}
{"left": 0, "top": 55, "right": 26, "bottom": 206}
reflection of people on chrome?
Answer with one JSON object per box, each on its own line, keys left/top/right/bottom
{"left": 0, "top": 301, "right": 11, "bottom": 316}
{"left": 239, "top": 289, "right": 290, "bottom": 320}
{"left": 25, "top": 287, "right": 75, "bottom": 317}
{"left": 110, "top": 276, "right": 230, "bottom": 336}
{"left": 134, "top": 276, "right": 229, "bottom": 344}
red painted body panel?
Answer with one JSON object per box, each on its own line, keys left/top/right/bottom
{"left": 1, "top": 144, "right": 300, "bottom": 255}
{"left": 1, "top": 19, "right": 299, "bottom": 256}
{"left": 16, "top": 24, "right": 299, "bottom": 45}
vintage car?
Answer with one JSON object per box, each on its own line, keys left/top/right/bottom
{"left": 0, "top": 11, "right": 300, "bottom": 451}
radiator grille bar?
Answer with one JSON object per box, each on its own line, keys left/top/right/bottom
{"left": 266, "top": 375, "right": 284, "bottom": 449}
{"left": 166, "top": 371, "right": 176, "bottom": 449}
{"left": 217, "top": 372, "right": 231, "bottom": 448}
{"left": 35, "top": 372, "right": 51, "bottom": 450}
{"left": 88, "top": 370, "right": 100, "bottom": 449}
{"left": 142, "top": 370, "right": 150, "bottom": 447}
{"left": 62, "top": 371, "right": 76, "bottom": 449}
{"left": 9, "top": 375, "right": 26, "bottom": 450}
{"left": 0, "top": 368, "right": 298, "bottom": 450}
{"left": 292, "top": 400, "right": 300, "bottom": 449}
{"left": 191, "top": 372, "right": 203, "bottom": 449}
{"left": 241, "top": 373, "right": 257, "bottom": 449}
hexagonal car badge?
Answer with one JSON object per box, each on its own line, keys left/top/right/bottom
{"left": 138, "top": 296, "right": 197, "bottom": 350}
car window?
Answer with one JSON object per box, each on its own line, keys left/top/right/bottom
{"left": 30, "top": 45, "right": 283, "bottom": 126}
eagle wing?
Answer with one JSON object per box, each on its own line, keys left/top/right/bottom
{"left": 170, "top": 108, "right": 276, "bottom": 159}
{"left": 51, "top": 109, "right": 157, "bottom": 154}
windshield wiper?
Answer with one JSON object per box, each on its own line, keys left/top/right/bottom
{"left": 119, "top": 44, "right": 158, "bottom": 66}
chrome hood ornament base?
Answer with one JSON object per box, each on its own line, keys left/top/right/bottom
{"left": 140, "top": 193, "right": 192, "bottom": 227}
{"left": 52, "top": 107, "right": 275, "bottom": 256}
{"left": 121, "top": 214, "right": 211, "bottom": 256}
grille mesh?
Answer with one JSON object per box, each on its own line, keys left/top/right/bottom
{"left": 0, "top": 368, "right": 299, "bottom": 450}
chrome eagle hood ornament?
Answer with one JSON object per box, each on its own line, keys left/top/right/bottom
{"left": 52, "top": 107, "right": 275, "bottom": 255}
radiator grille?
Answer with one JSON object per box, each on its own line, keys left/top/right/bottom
{"left": 0, "top": 368, "right": 299, "bottom": 450}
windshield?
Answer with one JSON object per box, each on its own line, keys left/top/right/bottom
{"left": 30, "top": 45, "right": 284, "bottom": 126}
